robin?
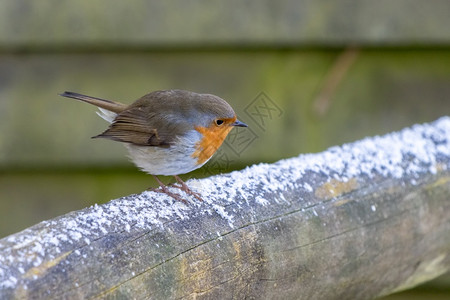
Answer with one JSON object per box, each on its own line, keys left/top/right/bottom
{"left": 60, "top": 89, "right": 248, "bottom": 202}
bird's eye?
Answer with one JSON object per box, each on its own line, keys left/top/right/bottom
{"left": 215, "top": 119, "right": 224, "bottom": 126}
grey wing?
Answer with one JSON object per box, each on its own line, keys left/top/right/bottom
{"left": 93, "top": 107, "right": 185, "bottom": 147}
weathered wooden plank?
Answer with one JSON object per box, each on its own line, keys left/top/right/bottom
{"left": 1, "top": 117, "right": 449, "bottom": 299}
{"left": 1, "top": 0, "right": 450, "bottom": 48}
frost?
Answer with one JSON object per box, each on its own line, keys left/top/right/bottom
{"left": 212, "top": 204, "right": 234, "bottom": 228}
{"left": 303, "top": 183, "right": 313, "bottom": 193}
{"left": 1, "top": 276, "right": 17, "bottom": 289}
{"left": 255, "top": 196, "right": 269, "bottom": 206}
{"left": 32, "top": 256, "right": 43, "bottom": 267}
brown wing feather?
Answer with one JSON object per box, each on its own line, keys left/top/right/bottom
{"left": 93, "top": 107, "right": 186, "bottom": 147}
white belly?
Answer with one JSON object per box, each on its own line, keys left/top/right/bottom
{"left": 124, "top": 130, "right": 209, "bottom": 176}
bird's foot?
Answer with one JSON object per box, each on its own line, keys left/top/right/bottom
{"left": 149, "top": 175, "right": 188, "bottom": 204}
{"left": 172, "top": 175, "right": 204, "bottom": 201}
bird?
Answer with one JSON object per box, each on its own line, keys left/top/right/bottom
{"left": 60, "top": 89, "right": 248, "bottom": 203}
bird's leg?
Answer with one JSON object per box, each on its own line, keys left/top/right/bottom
{"left": 172, "top": 175, "right": 203, "bottom": 201}
{"left": 150, "top": 175, "right": 188, "bottom": 204}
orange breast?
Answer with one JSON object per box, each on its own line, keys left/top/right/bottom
{"left": 192, "top": 118, "right": 236, "bottom": 165}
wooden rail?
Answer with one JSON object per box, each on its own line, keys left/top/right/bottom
{"left": 1, "top": 117, "right": 449, "bottom": 299}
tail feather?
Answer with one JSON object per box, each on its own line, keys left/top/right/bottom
{"left": 59, "top": 91, "right": 127, "bottom": 114}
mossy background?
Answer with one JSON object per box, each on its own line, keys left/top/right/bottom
{"left": 1, "top": 1, "right": 450, "bottom": 298}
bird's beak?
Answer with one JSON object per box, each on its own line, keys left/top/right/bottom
{"left": 232, "top": 120, "right": 248, "bottom": 127}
